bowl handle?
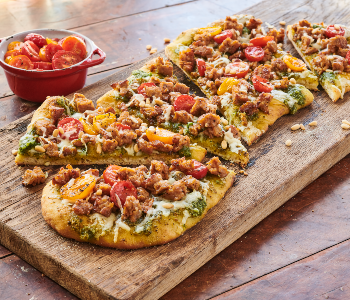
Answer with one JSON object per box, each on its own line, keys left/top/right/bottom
{"left": 77, "top": 44, "right": 106, "bottom": 70}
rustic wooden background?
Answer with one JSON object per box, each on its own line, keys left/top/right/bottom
{"left": 1, "top": 0, "right": 350, "bottom": 299}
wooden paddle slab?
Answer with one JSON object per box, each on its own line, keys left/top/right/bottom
{"left": 1, "top": 0, "right": 350, "bottom": 298}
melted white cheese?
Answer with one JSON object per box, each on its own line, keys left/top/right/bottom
{"left": 212, "top": 57, "right": 231, "bottom": 67}
{"left": 224, "top": 131, "right": 247, "bottom": 154}
{"left": 271, "top": 89, "right": 297, "bottom": 109}
{"left": 71, "top": 113, "right": 84, "bottom": 120}
{"left": 220, "top": 93, "right": 232, "bottom": 108}
{"left": 123, "top": 143, "right": 135, "bottom": 156}
{"left": 163, "top": 105, "right": 173, "bottom": 122}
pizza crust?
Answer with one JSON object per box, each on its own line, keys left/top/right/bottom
{"left": 41, "top": 171, "right": 235, "bottom": 249}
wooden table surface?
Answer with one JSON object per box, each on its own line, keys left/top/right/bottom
{"left": 1, "top": 0, "right": 350, "bottom": 299}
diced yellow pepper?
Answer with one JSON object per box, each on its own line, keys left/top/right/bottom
{"left": 60, "top": 174, "right": 96, "bottom": 202}
{"left": 93, "top": 113, "right": 116, "bottom": 132}
{"left": 80, "top": 118, "right": 98, "bottom": 135}
{"left": 146, "top": 127, "right": 176, "bottom": 144}
{"left": 217, "top": 78, "right": 239, "bottom": 95}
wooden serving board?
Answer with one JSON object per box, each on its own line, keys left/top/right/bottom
{"left": 1, "top": 1, "right": 350, "bottom": 299}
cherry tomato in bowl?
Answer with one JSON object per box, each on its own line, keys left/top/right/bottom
{"left": 325, "top": 25, "right": 345, "bottom": 38}
{"left": 24, "top": 33, "right": 47, "bottom": 48}
{"left": 173, "top": 95, "right": 196, "bottom": 113}
{"left": 252, "top": 75, "right": 273, "bottom": 93}
{"left": 110, "top": 180, "right": 137, "bottom": 208}
{"left": 225, "top": 61, "right": 249, "bottom": 78}
{"left": 7, "top": 41, "right": 22, "bottom": 51}
{"left": 244, "top": 46, "right": 265, "bottom": 62}
{"left": 214, "top": 30, "right": 233, "bottom": 44}
{"left": 8, "top": 55, "right": 34, "bottom": 70}
{"left": 22, "top": 40, "right": 41, "bottom": 62}
{"left": 52, "top": 50, "right": 83, "bottom": 69}
{"left": 61, "top": 36, "right": 87, "bottom": 59}
{"left": 137, "top": 82, "right": 156, "bottom": 97}
{"left": 103, "top": 165, "right": 121, "bottom": 186}
{"left": 250, "top": 36, "right": 274, "bottom": 47}
{"left": 186, "top": 160, "right": 208, "bottom": 179}
{"left": 196, "top": 59, "right": 206, "bottom": 76}
{"left": 57, "top": 117, "right": 84, "bottom": 140}
{"left": 33, "top": 62, "right": 53, "bottom": 70}
{"left": 46, "top": 43, "right": 63, "bottom": 61}
{"left": 4, "top": 49, "right": 23, "bottom": 59}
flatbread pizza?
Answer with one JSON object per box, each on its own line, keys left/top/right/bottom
{"left": 165, "top": 14, "right": 315, "bottom": 145}
{"left": 42, "top": 158, "right": 235, "bottom": 249}
{"left": 287, "top": 19, "right": 350, "bottom": 102}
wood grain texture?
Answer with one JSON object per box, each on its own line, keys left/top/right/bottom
{"left": 0, "top": 245, "right": 11, "bottom": 258}
{"left": 162, "top": 154, "right": 350, "bottom": 299}
{"left": 214, "top": 239, "right": 350, "bottom": 300}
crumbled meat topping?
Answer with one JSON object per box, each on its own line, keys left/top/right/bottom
{"left": 52, "top": 164, "right": 80, "bottom": 186}
{"left": 22, "top": 166, "right": 46, "bottom": 186}
{"left": 206, "top": 157, "right": 229, "bottom": 178}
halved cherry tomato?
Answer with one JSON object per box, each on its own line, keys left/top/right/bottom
{"left": 146, "top": 127, "right": 175, "bottom": 144}
{"left": 45, "top": 43, "right": 63, "bottom": 61}
{"left": 103, "top": 165, "right": 121, "bottom": 186}
{"left": 283, "top": 55, "right": 306, "bottom": 72}
{"left": 52, "top": 38, "right": 60, "bottom": 43}
{"left": 244, "top": 46, "right": 265, "bottom": 62}
{"left": 71, "top": 34, "right": 86, "bottom": 44}
{"left": 225, "top": 61, "right": 249, "bottom": 78}
{"left": 5, "top": 56, "right": 12, "bottom": 64}
{"left": 346, "top": 50, "right": 350, "bottom": 64}
{"left": 24, "top": 33, "right": 47, "bottom": 48}
{"left": 4, "top": 49, "right": 23, "bottom": 59}
{"left": 61, "top": 174, "right": 96, "bottom": 202}
{"left": 80, "top": 118, "right": 98, "bottom": 135}
{"left": 22, "top": 41, "right": 41, "bottom": 62}
{"left": 52, "top": 50, "right": 82, "bottom": 69}
{"left": 217, "top": 77, "right": 239, "bottom": 95}
{"left": 93, "top": 113, "right": 117, "bottom": 132}
{"left": 110, "top": 180, "right": 137, "bottom": 208}
{"left": 137, "top": 82, "right": 156, "bottom": 97}
{"left": 325, "top": 25, "right": 345, "bottom": 38}
{"left": 214, "top": 30, "right": 233, "bottom": 44}
{"left": 7, "top": 41, "right": 22, "bottom": 51}
{"left": 252, "top": 75, "right": 273, "bottom": 93}
{"left": 196, "top": 59, "right": 206, "bottom": 77}
{"left": 57, "top": 117, "right": 84, "bottom": 140}
{"left": 33, "top": 62, "right": 53, "bottom": 70}
{"left": 186, "top": 160, "right": 208, "bottom": 180}
{"left": 250, "top": 36, "right": 274, "bottom": 47}
{"left": 46, "top": 37, "right": 58, "bottom": 45}
{"left": 8, "top": 55, "right": 34, "bottom": 70}
{"left": 61, "top": 36, "right": 87, "bottom": 59}
{"left": 197, "top": 27, "right": 222, "bottom": 36}
{"left": 115, "top": 123, "right": 131, "bottom": 130}
{"left": 39, "top": 46, "right": 50, "bottom": 62}
{"left": 173, "top": 95, "right": 196, "bottom": 113}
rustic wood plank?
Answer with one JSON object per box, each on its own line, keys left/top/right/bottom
{"left": 0, "top": 254, "right": 78, "bottom": 300}
{"left": 0, "top": 0, "right": 193, "bottom": 37}
{"left": 213, "top": 240, "right": 350, "bottom": 300}
{"left": 162, "top": 154, "right": 350, "bottom": 299}
{"left": 0, "top": 245, "right": 12, "bottom": 258}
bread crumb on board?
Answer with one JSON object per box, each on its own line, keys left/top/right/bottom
{"left": 285, "top": 140, "right": 292, "bottom": 146}
{"left": 164, "top": 38, "right": 171, "bottom": 43}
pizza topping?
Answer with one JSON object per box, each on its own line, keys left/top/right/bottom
{"left": 326, "top": 25, "right": 345, "bottom": 38}
{"left": 225, "top": 61, "right": 250, "bottom": 78}
{"left": 150, "top": 160, "right": 169, "bottom": 180}
{"left": 147, "top": 57, "right": 173, "bottom": 77}
{"left": 224, "top": 16, "right": 243, "bottom": 34}
{"left": 266, "top": 28, "right": 285, "bottom": 43}
{"left": 72, "top": 93, "right": 95, "bottom": 113}
{"left": 283, "top": 55, "right": 306, "bottom": 72}
{"left": 122, "top": 196, "right": 143, "bottom": 222}
{"left": 271, "top": 57, "right": 288, "bottom": 72}
{"left": 72, "top": 199, "right": 93, "bottom": 215}
{"left": 327, "top": 36, "right": 348, "bottom": 55}
{"left": 57, "top": 117, "right": 84, "bottom": 140}
{"left": 33, "top": 119, "right": 56, "bottom": 137}
{"left": 52, "top": 164, "right": 81, "bottom": 186}
{"left": 246, "top": 18, "right": 263, "bottom": 31}
{"left": 111, "top": 80, "right": 131, "bottom": 97}
{"left": 179, "top": 48, "right": 195, "bottom": 72}
{"left": 206, "top": 157, "right": 229, "bottom": 178}
{"left": 252, "top": 75, "right": 273, "bottom": 93}
{"left": 214, "top": 30, "right": 234, "bottom": 44}
{"left": 173, "top": 95, "right": 196, "bottom": 112}
{"left": 61, "top": 174, "right": 96, "bottom": 202}
{"left": 250, "top": 36, "right": 274, "bottom": 47}
{"left": 110, "top": 180, "right": 137, "bottom": 208}
{"left": 22, "top": 166, "right": 46, "bottom": 186}
{"left": 218, "top": 38, "right": 240, "bottom": 54}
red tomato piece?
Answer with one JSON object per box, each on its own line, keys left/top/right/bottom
{"left": 45, "top": 43, "right": 63, "bottom": 61}
{"left": 346, "top": 50, "right": 350, "bottom": 64}
{"left": 224, "top": 61, "right": 249, "bottom": 78}
{"left": 110, "top": 181, "right": 137, "bottom": 208}
{"left": 186, "top": 160, "right": 208, "bottom": 180}
{"left": 71, "top": 34, "right": 86, "bottom": 44}
{"left": 244, "top": 46, "right": 265, "bottom": 62}
{"left": 173, "top": 95, "right": 196, "bottom": 113}
{"left": 326, "top": 25, "right": 345, "bottom": 38}
{"left": 213, "top": 30, "right": 233, "bottom": 44}
{"left": 115, "top": 123, "right": 131, "bottom": 130}
{"left": 4, "top": 49, "right": 22, "bottom": 59}
{"left": 103, "top": 165, "right": 121, "bottom": 186}
{"left": 33, "top": 62, "right": 53, "bottom": 70}
{"left": 137, "top": 82, "right": 156, "bottom": 97}
{"left": 196, "top": 59, "right": 206, "bottom": 77}
{"left": 52, "top": 38, "right": 60, "bottom": 43}
{"left": 61, "top": 36, "right": 87, "bottom": 59}
{"left": 8, "top": 55, "right": 34, "bottom": 70}
{"left": 57, "top": 117, "right": 84, "bottom": 140}
{"left": 252, "top": 75, "right": 273, "bottom": 93}
{"left": 22, "top": 41, "right": 41, "bottom": 62}
{"left": 52, "top": 50, "right": 83, "bottom": 69}
{"left": 24, "top": 33, "right": 47, "bottom": 48}
{"left": 250, "top": 36, "right": 274, "bottom": 47}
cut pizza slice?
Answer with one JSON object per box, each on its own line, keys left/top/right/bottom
{"left": 165, "top": 15, "right": 315, "bottom": 145}
{"left": 42, "top": 157, "right": 235, "bottom": 249}
{"left": 287, "top": 19, "right": 350, "bottom": 102}
{"left": 15, "top": 94, "right": 206, "bottom": 166}
{"left": 97, "top": 57, "right": 249, "bottom": 166}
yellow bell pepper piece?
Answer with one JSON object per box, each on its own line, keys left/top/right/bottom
{"left": 197, "top": 26, "right": 222, "bottom": 36}
{"left": 80, "top": 118, "right": 98, "bottom": 135}
{"left": 93, "top": 113, "right": 116, "bottom": 132}
{"left": 46, "top": 38, "right": 58, "bottom": 45}
{"left": 146, "top": 127, "right": 176, "bottom": 145}
{"left": 283, "top": 55, "right": 306, "bottom": 72}
{"left": 60, "top": 174, "right": 96, "bottom": 202}
{"left": 217, "top": 78, "right": 239, "bottom": 95}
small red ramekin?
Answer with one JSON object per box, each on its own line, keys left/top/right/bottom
{"left": 0, "top": 29, "right": 106, "bottom": 102}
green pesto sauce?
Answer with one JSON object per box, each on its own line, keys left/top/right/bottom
{"left": 18, "top": 131, "right": 39, "bottom": 155}
{"left": 247, "top": 112, "right": 259, "bottom": 122}
{"left": 187, "top": 195, "right": 207, "bottom": 217}
{"left": 178, "top": 146, "right": 192, "bottom": 158}
{"left": 287, "top": 85, "right": 306, "bottom": 106}
{"left": 56, "top": 96, "right": 76, "bottom": 116}
{"left": 242, "top": 26, "right": 251, "bottom": 34}
{"left": 162, "top": 121, "right": 182, "bottom": 133}
{"left": 320, "top": 71, "right": 336, "bottom": 86}
{"left": 132, "top": 70, "right": 153, "bottom": 79}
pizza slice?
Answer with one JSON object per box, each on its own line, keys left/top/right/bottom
{"left": 97, "top": 57, "right": 249, "bottom": 166}
{"left": 165, "top": 14, "right": 315, "bottom": 145}
{"left": 42, "top": 157, "right": 235, "bottom": 249}
{"left": 15, "top": 94, "right": 206, "bottom": 166}
{"left": 287, "top": 19, "right": 350, "bottom": 102}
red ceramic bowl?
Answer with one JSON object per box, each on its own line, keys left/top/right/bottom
{"left": 0, "top": 29, "right": 106, "bottom": 102}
